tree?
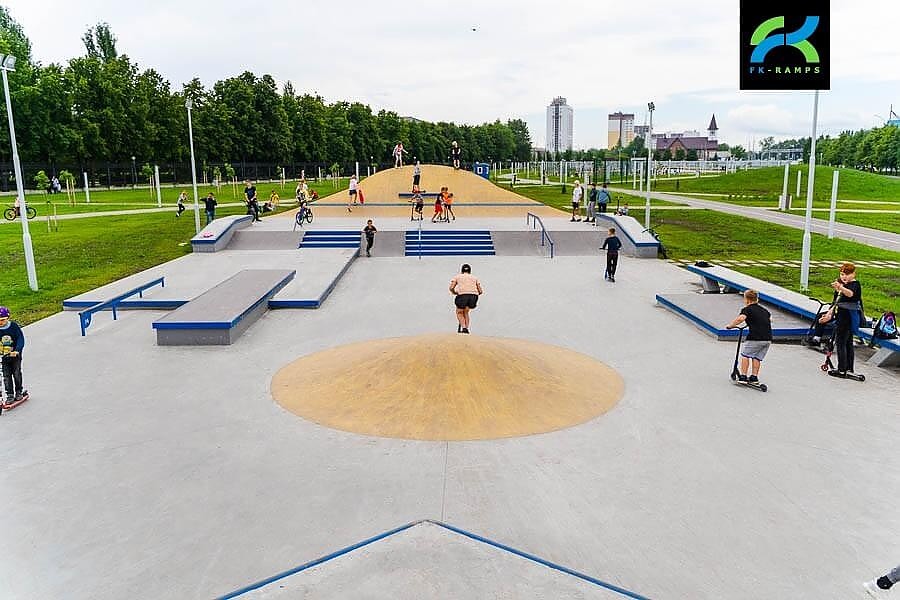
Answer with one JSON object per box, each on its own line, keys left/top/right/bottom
{"left": 730, "top": 145, "right": 747, "bottom": 159}
{"left": 686, "top": 149, "right": 698, "bottom": 161}
{"left": 33, "top": 169, "right": 49, "bottom": 192}
{"left": 82, "top": 22, "right": 118, "bottom": 62}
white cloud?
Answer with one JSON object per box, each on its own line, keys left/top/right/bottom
{"left": 5, "top": 0, "right": 900, "bottom": 148}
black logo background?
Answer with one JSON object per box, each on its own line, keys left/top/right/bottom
{"left": 740, "top": 0, "right": 830, "bottom": 90}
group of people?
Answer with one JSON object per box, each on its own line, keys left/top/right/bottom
{"left": 175, "top": 191, "right": 219, "bottom": 225}
{"left": 391, "top": 141, "right": 461, "bottom": 169}
{"left": 570, "top": 181, "right": 614, "bottom": 223}
{"left": 724, "top": 262, "right": 867, "bottom": 386}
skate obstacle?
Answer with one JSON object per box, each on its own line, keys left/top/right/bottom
{"left": 190, "top": 215, "right": 253, "bottom": 253}
{"left": 152, "top": 269, "right": 295, "bottom": 345}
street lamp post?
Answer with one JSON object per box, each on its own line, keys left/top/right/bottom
{"left": 800, "top": 90, "right": 820, "bottom": 291}
{"left": 645, "top": 102, "right": 655, "bottom": 229}
{"left": 185, "top": 97, "right": 201, "bottom": 234}
{"left": 131, "top": 155, "right": 136, "bottom": 189}
{"left": 1, "top": 54, "right": 37, "bottom": 290}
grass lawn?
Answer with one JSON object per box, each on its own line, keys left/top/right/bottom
{"left": 652, "top": 166, "right": 900, "bottom": 204}
{"left": 512, "top": 185, "right": 681, "bottom": 212}
{"left": 5, "top": 180, "right": 349, "bottom": 218}
{"left": 784, "top": 210, "right": 900, "bottom": 234}
{"left": 644, "top": 208, "right": 899, "bottom": 314}
{"left": 0, "top": 203, "right": 299, "bottom": 325}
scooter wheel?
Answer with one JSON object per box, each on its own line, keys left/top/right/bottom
{"left": 820, "top": 364, "right": 828, "bottom": 372}
{"left": 730, "top": 372, "right": 738, "bottom": 381}
{"left": 858, "top": 374, "right": 866, "bottom": 381}
{"left": 759, "top": 384, "right": 768, "bottom": 392}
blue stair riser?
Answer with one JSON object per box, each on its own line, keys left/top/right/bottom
{"left": 410, "top": 230, "right": 491, "bottom": 234}
{"left": 303, "top": 236, "right": 361, "bottom": 242}
{"left": 408, "top": 243, "right": 494, "bottom": 249}
{"left": 406, "top": 235, "right": 492, "bottom": 242}
{"left": 301, "top": 243, "right": 360, "bottom": 248}
{"left": 303, "top": 231, "right": 363, "bottom": 235}
{"left": 406, "top": 251, "right": 496, "bottom": 256}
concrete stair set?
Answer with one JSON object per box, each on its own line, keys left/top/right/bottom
{"left": 405, "top": 230, "right": 496, "bottom": 256}
{"left": 299, "top": 230, "right": 361, "bottom": 249}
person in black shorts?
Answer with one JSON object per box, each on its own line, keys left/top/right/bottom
{"left": 451, "top": 141, "right": 461, "bottom": 169}
{"left": 601, "top": 228, "right": 622, "bottom": 282}
{"left": 244, "top": 180, "right": 260, "bottom": 222}
{"left": 410, "top": 187, "right": 424, "bottom": 221}
{"left": 449, "top": 264, "right": 483, "bottom": 334}
{"left": 817, "top": 262, "right": 863, "bottom": 377}
{"left": 363, "top": 219, "right": 377, "bottom": 257}
{"left": 725, "top": 289, "right": 773, "bottom": 384}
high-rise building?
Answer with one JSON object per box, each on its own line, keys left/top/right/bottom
{"left": 608, "top": 112, "right": 635, "bottom": 148}
{"left": 546, "top": 97, "right": 573, "bottom": 154}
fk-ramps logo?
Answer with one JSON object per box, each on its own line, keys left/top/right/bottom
{"left": 740, "top": 0, "right": 830, "bottom": 91}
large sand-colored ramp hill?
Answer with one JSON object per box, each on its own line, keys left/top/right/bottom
{"left": 291, "top": 165, "right": 562, "bottom": 218}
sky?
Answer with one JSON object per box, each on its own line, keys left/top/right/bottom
{"left": 6, "top": 0, "right": 899, "bottom": 150}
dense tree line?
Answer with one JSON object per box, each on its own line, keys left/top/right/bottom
{"left": 0, "top": 10, "right": 532, "bottom": 174}
{"left": 761, "top": 126, "right": 900, "bottom": 173}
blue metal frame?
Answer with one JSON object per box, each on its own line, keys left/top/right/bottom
{"left": 77, "top": 277, "right": 165, "bottom": 336}
{"left": 216, "top": 519, "right": 650, "bottom": 600}
{"left": 526, "top": 212, "right": 555, "bottom": 258}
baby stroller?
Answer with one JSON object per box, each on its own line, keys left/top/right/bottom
{"left": 802, "top": 296, "right": 836, "bottom": 354}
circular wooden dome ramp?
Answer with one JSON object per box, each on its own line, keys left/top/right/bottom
{"left": 271, "top": 334, "right": 624, "bottom": 441}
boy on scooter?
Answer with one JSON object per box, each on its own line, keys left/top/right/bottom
{"left": 725, "top": 289, "right": 772, "bottom": 385}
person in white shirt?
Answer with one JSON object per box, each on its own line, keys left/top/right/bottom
{"left": 348, "top": 175, "right": 358, "bottom": 212}
{"left": 393, "top": 142, "right": 407, "bottom": 168}
{"left": 570, "top": 180, "right": 583, "bottom": 222}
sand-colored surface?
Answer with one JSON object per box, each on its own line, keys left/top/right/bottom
{"left": 277, "top": 165, "right": 561, "bottom": 219}
{"left": 271, "top": 334, "right": 624, "bottom": 441}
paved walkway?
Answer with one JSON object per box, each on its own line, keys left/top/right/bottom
{"left": 609, "top": 186, "right": 900, "bottom": 252}
{"left": 0, "top": 202, "right": 249, "bottom": 224}
{"left": 1, "top": 211, "right": 897, "bottom": 600}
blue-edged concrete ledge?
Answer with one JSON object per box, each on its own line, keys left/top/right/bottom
{"left": 594, "top": 214, "right": 660, "bottom": 258}
{"left": 64, "top": 299, "right": 187, "bottom": 311}
{"left": 216, "top": 519, "right": 649, "bottom": 600}
{"left": 655, "top": 293, "right": 808, "bottom": 340}
{"left": 268, "top": 250, "right": 358, "bottom": 309}
{"left": 152, "top": 269, "right": 295, "bottom": 345}
{"left": 191, "top": 215, "right": 253, "bottom": 252}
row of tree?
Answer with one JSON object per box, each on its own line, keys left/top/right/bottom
{"left": 0, "top": 10, "right": 532, "bottom": 170}
{"left": 759, "top": 125, "right": 900, "bottom": 173}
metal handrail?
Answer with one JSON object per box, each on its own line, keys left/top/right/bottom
{"left": 526, "top": 212, "right": 554, "bottom": 258}
{"left": 77, "top": 277, "right": 165, "bottom": 336}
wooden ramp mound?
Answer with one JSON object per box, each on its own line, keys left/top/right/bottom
{"left": 278, "top": 165, "right": 563, "bottom": 219}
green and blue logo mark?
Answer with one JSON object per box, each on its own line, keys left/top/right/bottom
{"left": 750, "top": 16, "right": 819, "bottom": 64}
{"left": 740, "top": 1, "right": 829, "bottom": 91}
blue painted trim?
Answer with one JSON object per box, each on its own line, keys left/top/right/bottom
{"left": 656, "top": 295, "right": 730, "bottom": 337}
{"left": 656, "top": 295, "right": 809, "bottom": 338}
{"left": 191, "top": 215, "right": 253, "bottom": 245}
{"left": 64, "top": 299, "right": 187, "bottom": 310}
{"left": 684, "top": 266, "right": 818, "bottom": 320}
{"left": 432, "top": 521, "right": 651, "bottom": 600}
{"left": 267, "top": 299, "right": 320, "bottom": 309}
{"left": 76, "top": 277, "right": 166, "bottom": 336}
{"left": 217, "top": 519, "right": 649, "bottom": 600}
{"left": 593, "top": 215, "right": 660, "bottom": 248}
{"left": 152, "top": 271, "right": 295, "bottom": 331}
{"left": 215, "top": 521, "right": 424, "bottom": 599}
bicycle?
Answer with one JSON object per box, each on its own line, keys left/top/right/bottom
{"left": 293, "top": 203, "right": 313, "bottom": 230}
{"left": 4, "top": 205, "right": 36, "bottom": 221}
{"left": 641, "top": 226, "right": 668, "bottom": 259}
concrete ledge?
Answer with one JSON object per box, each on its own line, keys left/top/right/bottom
{"left": 153, "top": 269, "right": 295, "bottom": 345}
{"left": 656, "top": 293, "right": 809, "bottom": 340}
{"left": 269, "top": 251, "right": 358, "bottom": 309}
{"left": 593, "top": 214, "right": 659, "bottom": 258}
{"left": 191, "top": 215, "right": 253, "bottom": 253}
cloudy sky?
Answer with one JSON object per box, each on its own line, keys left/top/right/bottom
{"left": 6, "top": 0, "right": 899, "bottom": 149}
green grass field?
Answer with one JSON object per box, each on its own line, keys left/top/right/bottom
{"left": 516, "top": 186, "right": 900, "bottom": 314}
{"left": 0, "top": 181, "right": 348, "bottom": 325}
{"left": 652, "top": 165, "right": 900, "bottom": 203}
{"left": 512, "top": 185, "right": 681, "bottom": 213}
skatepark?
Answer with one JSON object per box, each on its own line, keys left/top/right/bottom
{"left": 1, "top": 165, "right": 898, "bottom": 599}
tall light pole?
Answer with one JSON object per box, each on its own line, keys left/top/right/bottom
{"left": 185, "top": 97, "right": 201, "bottom": 234}
{"left": 800, "top": 90, "right": 820, "bottom": 291}
{"left": 131, "top": 155, "right": 136, "bottom": 188}
{"left": 644, "top": 101, "right": 655, "bottom": 229}
{"left": 1, "top": 54, "right": 37, "bottom": 290}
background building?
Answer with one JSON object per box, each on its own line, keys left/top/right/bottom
{"left": 608, "top": 112, "right": 635, "bottom": 148}
{"left": 654, "top": 115, "right": 720, "bottom": 160}
{"left": 545, "top": 97, "right": 573, "bottom": 154}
